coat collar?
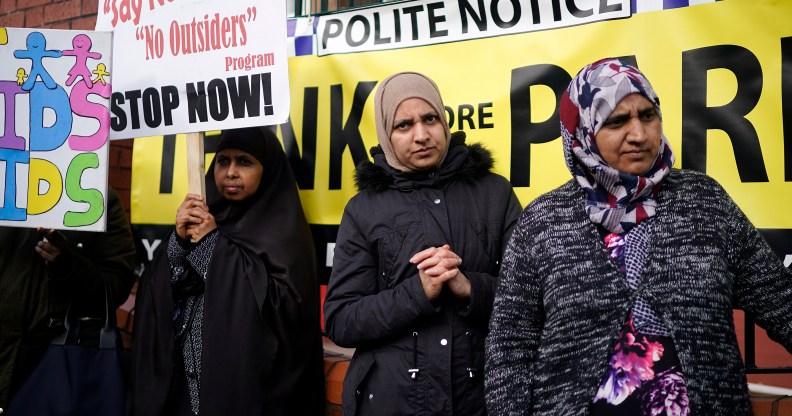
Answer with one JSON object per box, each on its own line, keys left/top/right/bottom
{"left": 354, "top": 131, "right": 495, "bottom": 192}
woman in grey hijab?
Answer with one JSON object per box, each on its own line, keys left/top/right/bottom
{"left": 324, "top": 72, "right": 522, "bottom": 415}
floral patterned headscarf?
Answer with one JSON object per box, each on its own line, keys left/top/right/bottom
{"left": 559, "top": 58, "right": 675, "bottom": 234}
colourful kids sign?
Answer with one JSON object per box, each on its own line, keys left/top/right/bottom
{"left": 0, "top": 28, "right": 112, "bottom": 231}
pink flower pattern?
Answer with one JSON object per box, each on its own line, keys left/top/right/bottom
{"left": 593, "top": 316, "right": 690, "bottom": 416}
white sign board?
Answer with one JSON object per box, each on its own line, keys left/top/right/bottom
{"left": 316, "top": 0, "right": 630, "bottom": 55}
{"left": 0, "top": 27, "right": 111, "bottom": 231}
{"left": 96, "top": 0, "right": 291, "bottom": 139}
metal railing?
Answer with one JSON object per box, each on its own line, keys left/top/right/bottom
{"left": 290, "top": 0, "right": 395, "bottom": 17}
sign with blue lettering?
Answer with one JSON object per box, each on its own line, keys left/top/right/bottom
{"left": 0, "top": 27, "right": 112, "bottom": 231}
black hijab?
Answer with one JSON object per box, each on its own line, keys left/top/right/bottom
{"left": 131, "top": 127, "right": 325, "bottom": 416}
{"left": 206, "top": 127, "right": 314, "bottom": 265}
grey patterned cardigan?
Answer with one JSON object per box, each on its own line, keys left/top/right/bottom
{"left": 485, "top": 169, "right": 792, "bottom": 415}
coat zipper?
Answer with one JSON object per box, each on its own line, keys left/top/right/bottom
{"left": 466, "top": 331, "right": 475, "bottom": 378}
{"left": 409, "top": 331, "right": 420, "bottom": 379}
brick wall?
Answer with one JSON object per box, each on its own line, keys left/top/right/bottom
{"left": 1, "top": 0, "right": 97, "bottom": 30}
{"left": 0, "top": 0, "right": 133, "bottom": 210}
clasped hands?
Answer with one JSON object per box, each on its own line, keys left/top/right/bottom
{"left": 176, "top": 194, "right": 217, "bottom": 242}
{"left": 410, "top": 244, "right": 471, "bottom": 302}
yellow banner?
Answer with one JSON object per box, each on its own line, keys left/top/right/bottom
{"left": 133, "top": 0, "right": 792, "bottom": 235}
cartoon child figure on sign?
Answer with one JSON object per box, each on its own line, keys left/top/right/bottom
{"left": 16, "top": 68, "right": 27, "bottom": 86}
{"left": 63, "top": 34, "right": 101, "bottom": 88}
{"left": 92, "top": 63, "right": 110, "bottom": 86}
{"left": 13, "top": 32, "right": 62, "bottom": 91}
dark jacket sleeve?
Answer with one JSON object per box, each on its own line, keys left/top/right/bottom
{"left": 48, "top": 188, "right": 137, "bottom": 316}
{"left": 721, "top": 185, "right": 792, "bottom": 353}
{"left": 324, "top": 198, "right": 438, "bottom": 348}
{"left": 460, "top": 184, "right": 523, "bottom": 326}
{"left": 485, "top": 206, "right": 544, "bottom": 416}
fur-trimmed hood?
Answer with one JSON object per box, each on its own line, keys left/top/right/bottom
{"left": 354, "top": 131, "right": 495, "bottom": 193}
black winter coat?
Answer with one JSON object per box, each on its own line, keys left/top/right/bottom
{"left": 325, "top": 133, "right": 522, "bottom": 416}
{"left": 0, "top": 189, "right": 136, "bottom": 410}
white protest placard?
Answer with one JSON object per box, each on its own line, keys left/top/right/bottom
{"left": 96, "top": 0, "right": 291, "bottom": 139}
{"left": 0, "top": 27, "right": 112, "bottom": 231}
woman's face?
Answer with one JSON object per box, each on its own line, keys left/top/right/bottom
{"left": 594, "top": 93, "right": 662, "bottom": 176}
{"left": 213, "top": 148, "right": 264, "bottom": 202}
{"left": 390, "top": 98, "right": 447, "bottom": 171}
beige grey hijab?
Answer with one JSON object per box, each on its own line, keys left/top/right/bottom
{"left": 373, "top": 72, "right": 451, "bottom": 172}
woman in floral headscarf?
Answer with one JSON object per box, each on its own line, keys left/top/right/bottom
{"left": 485, "top": 58, "right": 792, "bottom": 416}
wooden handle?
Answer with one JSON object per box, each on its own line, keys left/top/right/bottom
{"left": 186, "top": 132, "right": 206, "bottom": 243}
{"left": 186, "top": 132, "right": 206, "bottom": 197}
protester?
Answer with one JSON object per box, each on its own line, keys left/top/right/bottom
{"left": 324, "top": 72, "right": 522, "bottom": 415}
{"left": 130, "top": 127, "right": 325, "bottom": 415}
{"left": 485, "top": 58, "right": 792, "bottom": 415}
{"left": 0, "top": 188, "right": 137, "bottom": 412}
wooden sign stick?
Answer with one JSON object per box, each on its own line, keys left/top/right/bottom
{"left": 186, "top": 132, "right": 205, "bottom": 243}
{"left": 186, "top": 132, "right": 206, "bottom": 197}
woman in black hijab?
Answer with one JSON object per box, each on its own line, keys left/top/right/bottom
{"left": 131, "top": 127, "right": 325, "bottom": 416}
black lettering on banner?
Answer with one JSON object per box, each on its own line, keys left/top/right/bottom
{"left": 682, "top": 45, "right": 768, "bottom": 182}
{"left": 347, "top": 15, "right": 370, "bottom": 47}
{"left": 782, "top": 36, "right": 792, "bottom": 181}
{"left": 444, "top": 106, "right": 455, "bottom": 127}
{"left": 111, "top": 92, "right": 127, "bottom": 131}
{"left": 162, "top": 85, "right": 179, "bottom": 126}
{"left": 187, "top": 81, "right": 208, "bottom": 123}
{"left": 393, "top": 9, "right": 402, "bottom": 42}
{"left": 458, "top": 0, "right": 527, "bottom": 32}
{"left": 112, "top": 87, "right": 180, "bottom": 131}
{"left": 479, "top": 102, "right": 494, "bottom": 128}
{"left": 567, "top": 0, "right": 593, "bottom": 18}
{"left": 159, "top": 134, "right": 177, "bottom": 194}
{"left": 599, "top": 0, "right": 622, "bottom": 13}
{"left": 227, "top": 74, "right": 262, "bottom": 118}
{"left": 125, "top": 90, "right": 143, "bottom": 129}
{"left": 427, "top": 2, "right": 448, "bottom": 38}
{"left": 208, "top": 78, "right": 229, "bottom": 121}
{"left": 509, "top": 64, "right": 571, "bottom": 187}
{"left": 159, "top": 133, "right": 217, "bottom": 195}
{"left": 459, "top": 0, "right": 487, "bottom": 33}
{"left": 618, "top": 54, "right": 639, "bottom": 69}
{"left": 492, "top": 0, "right": 521, "bottom": 29}
{"left": 374, "top": 12, "right": 391, "bottom": 45}
{"left": 529, "top": 0, "right": 540, "bottom": 24}
{"left": 204, "top": 132, "right": 219, "bottom": 155}
{"left": 322, "top": 19, "right": 343, "bottom": 48}
{"left": 458, "top": 104, "right": 476, "bottom": 129}
{"left": 403, "top": 5, "right": 424, "bottom": 40}
{"left": 329, "top": 81, "right": 377, "bottom": 190}
{"left": 143, "top": 88, "right": 162, "bottom": 128}
{"left": 445, "top": 103, "right": 496, "bottom": 129}
{"left": 281, "top": 87, "right": 319, "bottom": 189}
{"left": 262, "top": 73, "right": 274, "bottom": 116}
{"left": 187, "top": 75, "right": 273, "bottom": 123}
{"left": 551, "top": 0, "right": 562, "bottom": 22}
